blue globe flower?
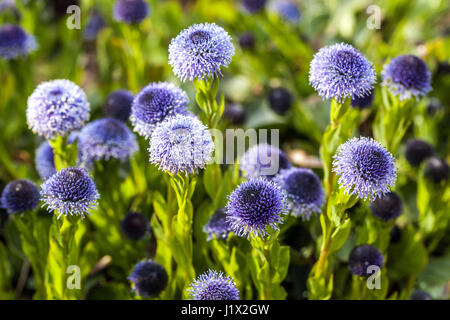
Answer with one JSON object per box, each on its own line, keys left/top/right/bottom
{"left": 404, "top": 139, "right": 434, "bottom": 167}
{"left": 27, "top": 79, "right": 90, "bottom": 140}
{"left": 130, "top": 82, "right": 189, "bottom": 139}
{"left": 275, "top": 167, "right": 324, "bottom": 220}
{"left": 1, "top": 179, "right": 40, "bottom": 214}
{"left": 169, "top": 23, "right": 234, "bottom": 82}
{"left": 78, "top": 118, "right": 138, "bottom": 165}
{"left": 83, "top": 9, "right": 105, "bottom": 41}
{"left": 351, "top": 88, "right": 374, "bottom": 109}
{"left": 113, "top": 0, "right": 149, "bottom": 24}
{"left": 104, "top": 89, "right": 134, "bottom": 122}
{"left": 226, "top": 178, "right": 287, "bottom": 238}
{"left": 129, "top": 260, "right": 168, "bottom": 298}
{"left": 333, "top": 137, "right": 397, "bottom": 201}
{"left": 121, "top": 212, "right": 150, "bottom": 240}
{"left": 203, "top": 208, "right": 232, "bottom": 241}
{"left": 0, "top": 24, "right": 37, "bottom": 60}
{"left": 270, "top": 1, "right": 301, "bottom": 22}
{"left": 348, "top": 244, "right": 384, "bottom": 277}
{"left": 309, "top": 43, "right": 376, "bottom": 102}
{"left": 240, "top": 144, "right": 291, "bottom": 179}
{"left": 188, "top": 270, "right": 240, "bottom": 300}
{"left": 149, "top": 114, "right": 214, "bottom": 175}
{"left": 382, "top": 55, "right": 431, "bottom": 101}
{"left": 41, "top": 167, "right": 99, "bottom": 218}
{"left": 369, "top": 191, "right": 402, "bottom": 221}
{"left": 241, "top": 0, "right": 267, "bottom": 13}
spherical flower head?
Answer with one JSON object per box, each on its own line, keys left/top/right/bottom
{"left": 187, "top": 270, "right": 239, "bottom": 300}
{"left": 41, "top": 167, "right": 99, "bottom": 218}
{"left": 382, "top": 55, "right": 431, "bottom": 101}
{"left": 241, "top": 0, "right": 267, "bottom": 13}
{"left": 83, "top": 9, "right": 105, "bottom": 41}
{"left": 240, "top": 143, "right": 291, "bottom": 179}
{"left": 223, "top": 102, "right": 246, "bottom": 125}
{"left": 121, "top": 212, "right": 150, "bottom": 240}
{"left": 149, "top": 114, "right": 214, "bottom": 175}
{"left": 1, "top": 179, "right": 40, "bottom": 214}
{"left": 404, "top": 139, "right": 434, "bottom": 167}
{"left": 424, "top": 157, "right": 449, "bottom": 184}
{"left": 203, "top": 208, "right": 232, "bottom": 241}
{"left": 168, "top": 23, "right": 234, "bottom": 82}
{"left": 270, "top": 1, "right": 301, "bottom": 23}
{"left": 309, "top": 43, "right": 376, "bottom": 102}
{"left": 27, "top": 79, "right": 90, "bottom": 140}
{"left": 130, "top": 82, "right": 189, "bottom": 139}
{"left": 78, "top": 118, "right": 138, "bottom": 165}
{"left": 348, "top": 244, "right": 384, "bottom": 277}
{"left": 238, "top": 32, "right": 255, "bottom": 50}
{"left": 410, "top": 290, "right": 432, "bottom": 300}
{"left": 351, "top": 88, "right": 374, "bottom": 109}
{"left": 0, "top": 24, "right": 37, "bottom": 60}
{"left": 113, "top": 0, "right": 149, "bottom": 24}
{"left": 369, "top": 191, "right": 402, "bottom": 221}
{"left": 275, "top": 167, "right": 324, "bottom": 220}
{"left": 226, "top": 178, "right": 287, "bottom": 239}
{"left": 333, "top": 137, "right": 397, "bottom": 201}
{"left": 35, "top": 141, "right": 57, "bottom": 180}
{"left": 104, "top": 90, "right": 134, "bottom": 122}
{"left": 268, "top": 87, "right": 293, "bottom": 115}
{"left": 129, "top": 260, "right": 168, "bottom": 298}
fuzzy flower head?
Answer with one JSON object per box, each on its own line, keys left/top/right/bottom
{"left": 187, "top": 270, "right": 239, "bottom": 300}
{"left": 1, "top": 179, "right": 40, "bottom": 214}
{"left": 129, "top": 260, "right": 168, "bottom": 298}
{"left": 275, "top": 167, "right": 324, "bottom": 220}
{"left": 333, "top": 137, "right": 397, "bottom": 201}
{"left": 35, "top": 141, "right": 57, "bottom": 180}
{"left": 169, "top": 23, "right": 234, "bottom": 82}
{"left": 348, "top": 244, "right": 384, "bottom": 277}
{"left": 203, "top": 208, "right": 232, "bottom": 241}
{"left": 270, "top": 1, "right": 301, "bottom": 23}
{"left": 240, "top": 143, "right": 291, "bottom": 179}
{"left": 0, "top": 24, "right": 37, "bottom": 60}
{"left": 27, "top": 79, "right": 90, "bottom": 140}
{"left": 149, "top": 114, "right": 214, "bottom": 175}
{"left": 382, "top": 55, "right": 431, "bottom": 101}
{"left": 78, "top": 118, "right": 138, "bottom": 165}
{"left": 241, "top": 0, "right": 267, "bottom": 13}
{"left": 40, "top": 167, "right": 99, "bottom": 218}
{"left": 309, "top": 43, "right": 376, "bottom": 102}
{"left": 369, "top": 191, "right": 402, "bottom": 221}
{"left": 351, "top": 88, "right": 374, "bottom": 109}
{"left": 121, "top": 212, "right": 150, "bottom": 240}
{"left": 226, "top": 178, "right": 287, "bottom": 239}
{"left": 83, "top": 9, "right": 105, "bottom": 41}
{"left": 130, "top": 82, "right": 189, "bottom": 139}
{"left": 113, "top": 0, "right": 149, "bottom": 24}
{"left": 104, "top": 89, "right": 134, "bottom": 122}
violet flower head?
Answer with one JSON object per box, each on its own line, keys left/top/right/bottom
{"left": 27, "top": 79, "right": 90, "bottom": 140}
{"left": 203, "top": 208, "right": 232, "bottom": 241}
{"left": 121, "top": 212, "right": 150, "bottom": 240}
{"left": 129, "top": 260, "right": 168, "bottom": 298}
{"left": 35, "top": 141, "right": 57, "bottom": 180}
{"left": 309, "top": 43, "right": 376, "bottom": 102}
{"left": 0, "top": 24, "right": 37, "bottom": 60}
{"left": 226, "top": 178, "right": 287, "bottom": 239}
{"left": 348, "top": 244, "right": 384, "bottom": 277}
{"left": 130, "top": 82, "right": 189, "bottom": 139}
{"left": 241, "top": 0, "right": 267, "bottom": 13}
{"left": 104, "top": 89, "right": 134, "bottom": 122}
{"left": 187, "top": 270, "right": 239, "bottom": 300}
{"left": 169, "top": 23, "right": 234, "bottom": 82}
{"left": 382, "top": 55, "right": 431, "bottom": 101}
{"left": 77, "top": 118, "right": 138, "bottom": 165}
{"left": 275, "top": 167, "right": 324, "bottom": 220}
{"left": 351, "top": 88, "right": 374, "bottom": 109}
{"left": 83, "top": 9, "right": 105, "bottom": 41}
{"left": 113, "top": 0, "right": 149, "bottom": 24}
{"left": 1, "top": 179, "right": 40, "bottom": 214}
{"left": 333, "top": 137, "right": 397, "bottom": 201}
{"left": 404, "top": 139, "right": 434, "bottom": 167}
{"left": 369, "top": 191, "right": 402, "bottom": 221}
{"left": 240, "top": 143, "right": 291, "bottom": 179}
{"left": 40, "top": 167, "right": 99, "bottom": 218}
{"left": 270, "top": 1, "right": 301, "bottom": 23}
{"left": 149, "top": 114, "right": 214, "bottom": 175}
